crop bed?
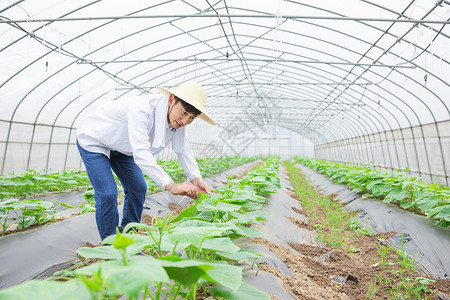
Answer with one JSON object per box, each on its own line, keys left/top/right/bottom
{"left": 0, "top": 156, "right": 257, "bottom": 236}
{"left": 1, "top": 157, "right": 449, "bottom": 299}
{"left": 0, "top": 157, "right": 280, "bottom": 299}
{"left": 295, "top": 157, "right": 450, "bottom": 228}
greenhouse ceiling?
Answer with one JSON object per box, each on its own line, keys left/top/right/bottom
{"left": 0, "top": 0, "right": 449, "bottom": 181}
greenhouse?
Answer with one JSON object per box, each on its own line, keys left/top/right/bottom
{"left": 0, "top": 0, "right": 449, "bottom": 299}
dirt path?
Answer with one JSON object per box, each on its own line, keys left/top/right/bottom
{"left": 259, "top": 163, "right": 450, "bottom": 299}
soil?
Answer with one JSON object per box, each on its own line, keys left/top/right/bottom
{"left": 255, "top": 233, "right": 450, "bottom": 299}
{"left": 7, "top": 160, "right": 449, "bottom": 300}
{"left": 141, "top": 164, "right": 450, "bottom": 299}
{"left": 254, "top": 169, "right": 450, "bottom": 300}
{"left": 141, "top": 213, "right": 154, "bottom": 226}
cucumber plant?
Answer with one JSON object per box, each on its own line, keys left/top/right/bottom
{"left": 0, "top": 157, "right": 281, "bottom": 299}
{"left": 295, "top": 157, "right": 450, "bottom": 227}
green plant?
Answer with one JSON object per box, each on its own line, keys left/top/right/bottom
{"left": 0, "top": 198, "right": 55, "bottom": 233}
{"left": 366, "top": 277, "right": 380, "bottom": 299}
{"left": 393, "top": 233, "right": 417, "bottom": 272}
{"left": 347, "top": 217, "right": 373, "bottom": 236}
{"left": 0, "top": 156, "right": 280, "bottom": 299}
{"left": 383, "top": 270, "right": 434, "bottom": 300}
{"left": 375, "top": 244, "right": 390, "bottom": 267}
{"left": 18, "top": 199, "right": 55, "bottom": 229}
{"left": 294, "top": 157, "right": 450, "bottom": 228}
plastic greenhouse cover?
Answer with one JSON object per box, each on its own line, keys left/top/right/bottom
{"left": 1, "top": 0, "right": 448, "bottom": 136}
{"left": 0, "top": 161, "right": 258, "bottom": 289}
{"left": 297, "top": 164, "right": 450, "bottom": 279}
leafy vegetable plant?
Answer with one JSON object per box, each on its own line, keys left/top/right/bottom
{"left": 0, "top": 156, "right": 281, "bottom": 299}
{"left": 0, "top": 198, "right": 55, "bottom": 234}
{"left": 295, "top": 157, "right": 450, "bottom": 227}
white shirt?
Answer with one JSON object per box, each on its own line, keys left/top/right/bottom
{"left": 76, "top": 93, "right": 202, "bottom": 188}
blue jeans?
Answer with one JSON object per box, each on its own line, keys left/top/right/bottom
{"left": 77, "top": 141, "right": 147, "bottom": 239}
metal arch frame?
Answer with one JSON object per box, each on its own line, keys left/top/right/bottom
{"left": 1, "top": 0, "right": 105, "bottom": 173}
{"left": 105, "top": 19, "right": 449, "bottom": 122}
{"left": 298, "top": 0, "right": 450, "bottom": 179}
{"left": 4, "top": 52, "right": 436, "bottom": 176}
{"left": 71, "top": 50, "right": 440, "bottom": 176}
{"left": 1, "top": 1, "right": 180, "bottom": 173}
{"left": 200, "top": 100, "right": 371, "bottom": 164}
{"left": 1, "top": 2, "right": 227, "bottom": 172}
{"left": 202, "top": 60, "right": 406, "bottom": 138}
{"left": 276, "top": 3, "right": 449, "bottom": 179}
{"left": 0, "top": 1, "right": 448, "bottom": 182}
{"left": 17, "top": 8, "right": 446, "bottom": 128}
{"left": 6, "top": 20, "right": 446, "bottom": 132}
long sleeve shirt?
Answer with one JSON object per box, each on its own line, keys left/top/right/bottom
{"left": 76, "top": 93, "right": 202, "bottom": 188}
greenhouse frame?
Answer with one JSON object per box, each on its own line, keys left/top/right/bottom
{"left": 0, "top": 1, "right": 449, "bottom": 299}
{"left": 1, "top": 0, "right": 448, "bottom": 184}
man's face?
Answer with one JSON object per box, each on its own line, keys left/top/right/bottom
{"left": 167, "top": 95, "right": 197, "bottom": 129}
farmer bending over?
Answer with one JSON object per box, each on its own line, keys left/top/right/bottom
{"left": 76, "top": 81, "right": 215, "bottom": 239}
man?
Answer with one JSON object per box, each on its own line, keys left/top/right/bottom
{"left": 76, "top": 81, "right": 214, "bottom": 239}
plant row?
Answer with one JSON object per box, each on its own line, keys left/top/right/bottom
{"left": 294, "top": 157, "right": 450, "bottom": 228}
{"left": 284, "top": 161, "right": 436, "bottom": 299}
{"left": 0, "top": 156, "right": 281, "bottom": 299}
{"left": 0, "top": 156, "right": 258, "bottom": 200}
{"left": 146, "top": 156, "right": 260, "bottom": 192}
{"left": 0, "top": 156, "right": 258, "bottom": 235}
{"left": 0, "top": 169, "right": 91, "bottom": 200}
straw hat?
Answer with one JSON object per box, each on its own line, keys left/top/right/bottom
{"left": 157, "top": 81, "right": 215, "bottom": 125}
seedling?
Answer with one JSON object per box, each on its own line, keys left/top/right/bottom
{"left": 393, "top": 233, "right": 417, "bottom": 272}
{"left": 375, "top": 244, "right": 391, "bottom": 267}
{"left": 0, "top": 156, "right": 278, "bottom": 299}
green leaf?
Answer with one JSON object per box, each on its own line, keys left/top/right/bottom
{"left": 78, "top": 267, "right": 104, "bottom": 293}
{"left": 210, "top": 282, "right": 270, "bottom": 300}
{"left": 54, "top": 200, "right": 74, "bottom": 209}
{"left": 426, "top": 205, "right": 450, "bottom": 221}
{"left": 111, "top": 231, "right": 136, "bottom": 250}
{"left": 80, "top": 203, "right": 95, "bottom": 214}
{"left": 385, "top": 189, "right": 410, "bottom": 203}
{"left": 169, "top": 203, "right": 198, "bottom": 224}
{"left": 169, "top": 226, "right": 223, "bottom": 247}
{"left": 197, "top": 192, "right": 209, "bottom": 202}
{"left": 76, "top": 246, "right": 124, "bottom": 260}
{"left": 215, "top": 249, "right": 261, "bottom": 261}
{"left": 25, "top": 199, "right": 54, "bottom": 209}
{"left": 0, "top": 279, "right": 91, "bottom": 300}
{"left": 123, "top": 222, "right": 156, "bottom": 234}
{"left": 248, "top": 176, "right": 266, "bottom": 183}
{"left": 156, "top": 256, "right": 213, "bottom": 287}
{"left": 199, "top": 202, "right": 241, "bottom": 212}
{"left": 361, "top": 193, "right": 371, "bottom": 199}
{"left": 4, "top": 200, "right": 28, "bottom": 210}
{"left": 400, "top": 201, "right": 414, "bottom": 209}
{"left": 436, "top": 219, "right": 450, "bottom": 227}
{"left": 414, "top": 196, "right": 441, "bottom": 211}
{"left": 201, "top": 261, "right": 242, "bottom": 291}
{"left": 235, "top": 225, "right": 265, "bottom": 237}
{"left": 76, "top": 236, "right": 146, "bottom": 260}
{"left": 18, "top": 216, "right": 35, "bottom": 229}
{"left": 366, "top": 180, "right": 384, "bottom": 190}
{"left": 76, "top": 256, "right": 169, "bottom": 298}
{"left": 200, "top": 237, "right": 241, "bottom": 253}
{"left": 230, "top": 211, "right": 272, "bottom": 224}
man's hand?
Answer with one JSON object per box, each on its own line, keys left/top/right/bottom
{"left": 165, "top": 182, "right": 198, "bottom": 198}
{"left": 190, "top": 177, "right": 211, "bottom": 195}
